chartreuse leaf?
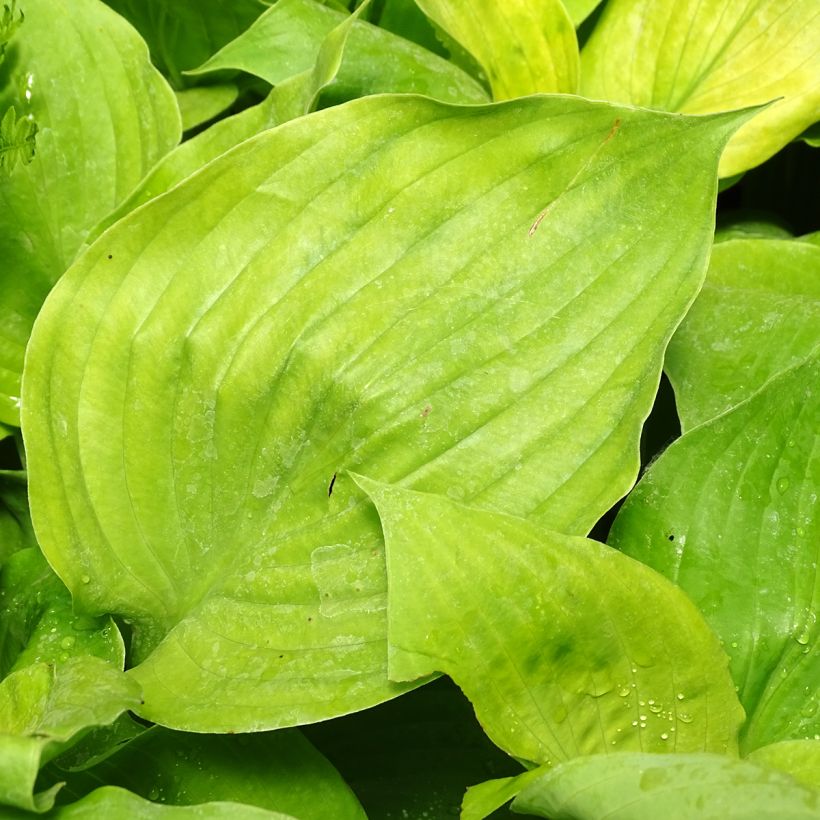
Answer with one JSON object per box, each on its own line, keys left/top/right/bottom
{"left": 0, "top": 105, "right": 37, "bottom": 173}
{"left": 748, "top": 740, "right": 820, "bottom": 790}
{"left": 100, "top": 0, "right": 267, "bottom": 86}
{"left": 412, "top": 0, "right": 578, "bottom": 97}
{"left": 610, "top": 356, "right": 820, "bottom": 753}
{"left": 580, "top": 0, "right": 820, "bottom": 177}
{"left": 189, "top": 0, "right": 488, "bottom": 103}
{"left": 665, "top": 237, "right": 820, "bottom": 430}
{"left": 23, "top": 95, "right": 749, "bottom": 732}
{"left": 509, "top": 753, "right": 820, "bottom": 820}
{"left": 40, "top": 727, "right": 365, "bottom": 819}
{"left": 358, "top": 479, "right": 742, "bottom": 766}
{"left": 6, "top": 787, "right": 295, "bottom": 819}
{"left": 0, "top": 657, "right": 142, "bottom": 812}
{"left": 0, "top": 0, "right": 180, "bottom": 427}
{"left": 175, "top": 85, "right": 239, "bottom": 132}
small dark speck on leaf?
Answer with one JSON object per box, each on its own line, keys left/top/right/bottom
{"left": 107, "top": 254, "right": 113, "bottom": 259}
{"left": 328, "top": 473, "right": 337, "bottom": 496}
{"left": 307, "top": 617, "right": 313, "bottom": 622}
{"left": 668, "top": 534, "right": 675, "bottom": 541}
{"left": 420, "top": 404, "right": 432, "bottom": 418}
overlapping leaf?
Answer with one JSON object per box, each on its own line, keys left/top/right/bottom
{"left": 581, "top": 0, "right": 820, "bottom": 176}
{"left": 748, "top": 740, "right": 820, "bottom": 790}
{"left": 24, "top": 95, "right": 747, "bottom": 731}
{"left": 101, "top": 0, "right": 268, "bottom": 86}
{"left": 666, "top": 237, "right": 820, "bottom": 430}
{"left": 0, "top": 0, "right": 180, "bottom": 426}
{"left": 360, "top": 479, "right": 742, "bottom": 767}
{"left": 412, "top": 0, "right": 579, "bottom": 98}
{"left": 189, "top": 0, "right": 488, "bottom": 104}
{"left": 610, "top": 356, "right": 819, "bottom": 752}
{"left": 509, "top": 753, "right": 820, "bottom": 819}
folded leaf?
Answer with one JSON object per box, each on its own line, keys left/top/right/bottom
{"left": 360, "top": 479, "right": 742, "bottom": 766}
{"left": 561, "top": 0, "right": 603, "bottom": 27}
{"left": 24, "top": 95, "right": 748, "bottom": 731}
{"left": 0, "top": 0, "right": 180, "bottom": 425}
{"left": 511, "top": 753, "right": 820, "bottom": 819}
{"left": 611, "top": 356, "right": 820, "bottom": 752}
{"left": 666, "top": 237, "right": 820, "bottom": 430}
{"left": 580, "top": 0, "right": 820, "bottom": 176}
{"left": 0, "top": 658, "right": 142, "bottom": 812}
{"left": 0, "top": 472, "right": 37, "bottom": 565}
{"left": 189, "top": 0, "right": 488, "bottom": 103}
{"left": 412, "top": 0, "right": 579, "bottom": 98}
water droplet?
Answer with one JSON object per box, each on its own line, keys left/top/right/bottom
{"left": 80, "top": 575, "right": 91, "bottom": 584}
{"left": 60, "top": 636, "right": 75, "bottom": 650}
{"left": 801, "top": 701, "right": 818, "bottom": 718}
{"left": 678, "top": 712, "right": 693, "bottom": 724}
{"left": 649, "top": 703, "right": 662, "bottom": 714}
{"left": 631, "top": 720, "right": 639, "bottom": 727}
{"left": 618, "top": 686, "right": 631, "bottom": 697}
{"left": 148, "top": 787, "right": 160, "bottom": 801}
{"left": 776, "top": 476, "right": 790, "bottom": 494}
{"left": 660, "top": 732, "right": 669, "bottom": 740}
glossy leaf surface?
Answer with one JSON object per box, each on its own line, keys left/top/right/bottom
{"left": 666, "top": 237, "right": 820, "bottom": 430}
{"left": 0, "top": 0, "right": 180, "bottom": 425}
{"left": 511, "top": 753, "right": 820, "bottom": 819}
{"left": 362, "top": 479, "right": 742, "bottom": 766}
{"left": 611, "top": 356, "right": 819, "bottom": 752}
{"left": 412, "top": 0, "right": 579, "bottom": 98}
{"left": 581, "top": 0, "right": 820, "bottom": 176}
{"left": 24, "top": 95, "right": 745, "bottom": 731}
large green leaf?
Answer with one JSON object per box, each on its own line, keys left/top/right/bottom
{"left": 360, "top": 479, "right": 742, "bottom": 766}
{"left": 189, "top": 0, "right": 488, "bottom": 103}
{"left": 23, "top": 95, "right": 747, "bottom": 731}
{"left": 412, "top": 0, "right": 578, "bottom": 98}
{"left": 510, "top": 753, "right": 820, "bottom": 819}
{"left": 42, "top": 727, "right": 365, "bottom": 820}
{"left": 580, "top": 0, "right": 820, "bottom": 177}
{"left": 665, "top": 237, "right": 820, "bottom": 430}
{"left": 0, "top": 0, "right": 180, "bottom": 426}
{"left": 610, "top": 356, "right": 819, "bottom": 753}
{"left": 101, "top": 0, "right": 268, "bottom": 87}
{"left": 0, "top": 657, "right": 142, "bottom": 812}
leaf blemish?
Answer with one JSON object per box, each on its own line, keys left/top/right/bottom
{"left": 420, "top": 404, "right": 432, "bottom": 418}
{"left": 328, "top": 473, "right": 337, "bottom": 496}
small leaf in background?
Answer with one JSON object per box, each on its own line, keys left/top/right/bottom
{"left": 412, "top": 0, "right": 578, "bottom": 98}
{"left": 0, "top": 471, "right": 37, "bottom": 565}
{"left": 188, "top": 0, "right": 488, "bottom": 103}
{"left": 0, "top": 0, "right": 180, "bottom": 426}
{"left": 580, "top": 0, "right": 820, "bottom": 176}
{"left": 41, "top": 727, "right": 366, "bottom": 820}
{"left": 610, "top": 356, "right": 819, "bottom": 753}
{"left": 175, "top": 84, "right": 239, "bottom": 132}
{"left": 23, "top": 97, "right": 749, "bottom": 731}
{"left": 100, "top": 0, "right": 269, "bottom": 87}
{"left": 665, "top": 236, "right": 820, "bottom": 430}
{"left": 359, "top": 478, "right": 743, "bottom": 766}
{"left": 0, "top": 657, "right": 142, "bottom": 812}
{"left": 0, "top": 0, "right": 22, "bottom": 58}
{"left": 0, "top": 106, "right": 37, "bottom": 172}
{"left": 510, "top": 753, "right": 820, "bottom": 820}
{"left": 747, "top": 740, "right": 820, "bottom": 791}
